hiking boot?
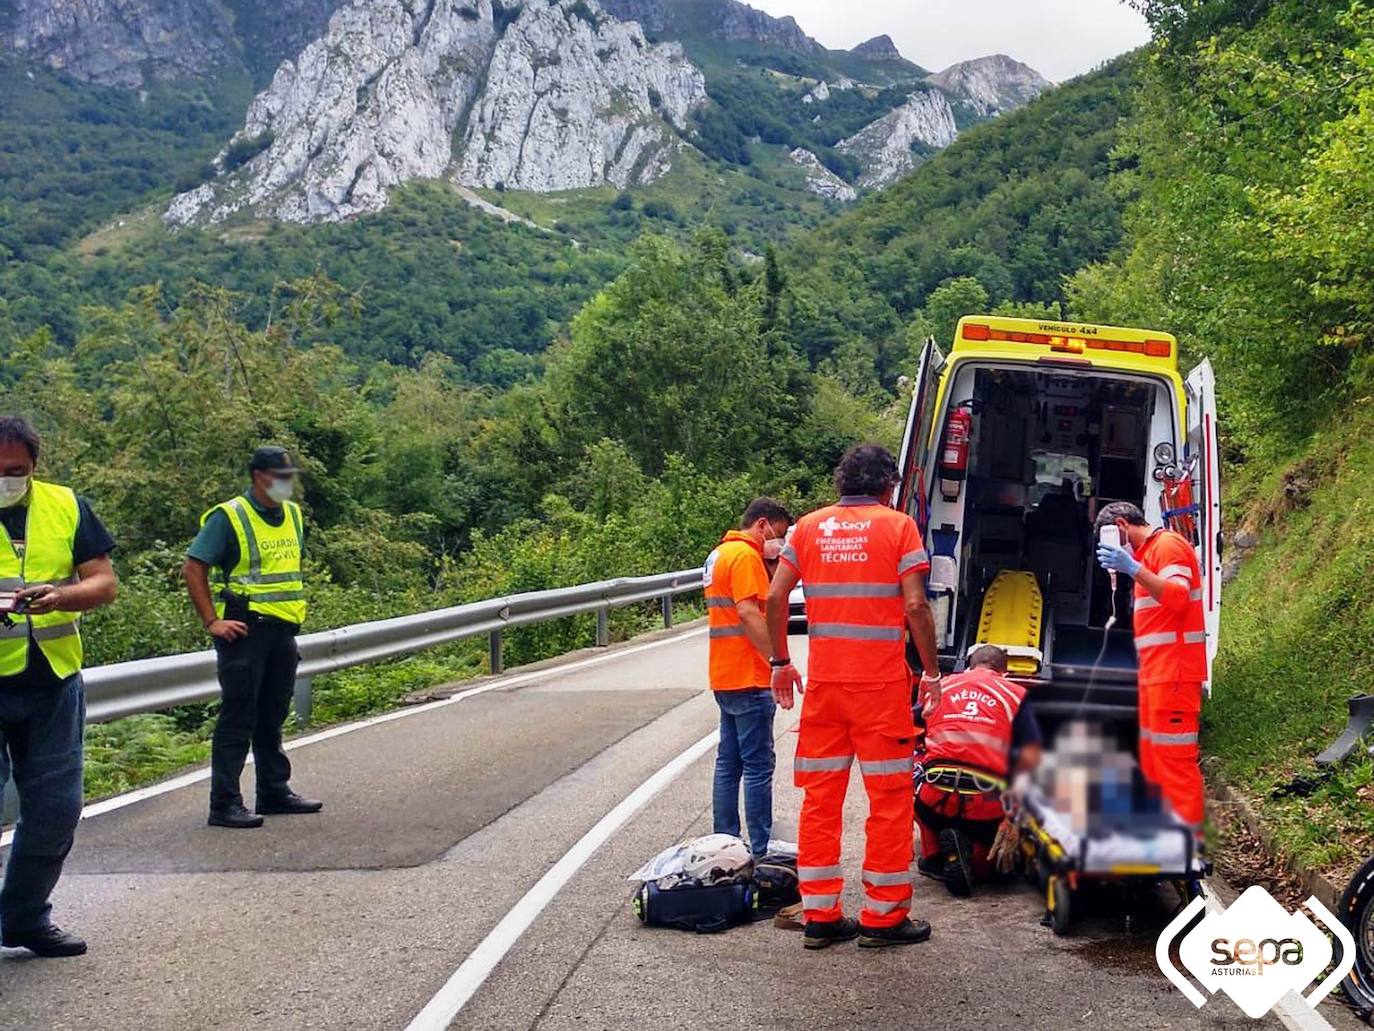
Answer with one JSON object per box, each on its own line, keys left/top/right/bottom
{"left": 1, "top": 924, "right": 87, "bottom": 958}
{"left": 939, "top": 828, "right": 974, "bottom": 898}
{"left": 858, "top": 917, "right": 933, "bottom": 949}
{"left": 803, "top": 916, "right": 860, "bottom": 951}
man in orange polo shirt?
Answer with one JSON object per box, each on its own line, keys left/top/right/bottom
{"left": 1095, "top": 501, "right": 1208, "bottom": 833}
{"left": 704, "top": 498, "right": 794, "bottom": 858}
{"left": 767, "top": 445, "right": 941, "bottom": 950}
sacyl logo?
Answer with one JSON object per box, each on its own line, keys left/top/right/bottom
{"left": 1157, "top": 885, "right": 1354, "bottom": 1019}
{"left": 818, "top": 516, "right": 872, "bottom": 538}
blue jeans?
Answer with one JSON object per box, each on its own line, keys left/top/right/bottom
{"left": 712, "top": 688, "right": 776, "bottom": 857}
{"left": 0, "top": 675, "right": 85, "bottom": 935}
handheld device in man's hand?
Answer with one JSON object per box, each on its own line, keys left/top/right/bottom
{"left": 0, "top": 591, "right": 29, "bottom": 626}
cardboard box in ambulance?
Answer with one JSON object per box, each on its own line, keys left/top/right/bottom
{"left": 894, "top": 316, "right": 1222, "bottom": 729}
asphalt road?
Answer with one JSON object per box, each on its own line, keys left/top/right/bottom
{"left": 0, "top": 622, "right": 1307, "bottom": 1029}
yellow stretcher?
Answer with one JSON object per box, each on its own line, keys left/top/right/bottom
{"left": 969, "top": 570, "right": 1044, "bottom": 676}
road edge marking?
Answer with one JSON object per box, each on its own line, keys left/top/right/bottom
{"left": 404, "top": 728, "right": 721, "bottom": 1031}
{"left": 1202, "top": 877, "right": 1336, "bottom": 1031}
{"left": 0, "top": 627, "right": 708, "bottom": 848}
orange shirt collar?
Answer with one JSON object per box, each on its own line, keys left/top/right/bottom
{"left": 720, "top": 529, "right": 763, "bottom": 555}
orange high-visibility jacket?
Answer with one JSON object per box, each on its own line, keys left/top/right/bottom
{"left": 1133, "top": 529, "right": 1208, "bottom": 686}
{"left": 922, "top": 667, "right": 1026, "bottom": 780}
{"left": 780, "top": 496, "right": 929, "bottom": 683}
{"left": 704, "top": 530, "right": 770, "bottom": 690}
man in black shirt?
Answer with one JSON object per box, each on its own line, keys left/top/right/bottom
{"left": 0, "top": 416, "right": 118, "bottom": 958}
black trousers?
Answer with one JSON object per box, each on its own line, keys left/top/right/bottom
{"left": 210, "top": 619, "right": 299, "bottom": 811}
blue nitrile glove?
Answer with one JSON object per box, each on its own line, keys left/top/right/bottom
{"left": 1097, "top": 543, "right": 1142, "bottom": 578}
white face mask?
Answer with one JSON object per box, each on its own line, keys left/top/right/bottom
{"left": 764, "top": 537, "right": 785, "bottom": 561}
{"left": 0, "top": 476, "right": 31, "bottom": 508}
{"left": 265, "top": 476, "right": 295, "bottom": 503}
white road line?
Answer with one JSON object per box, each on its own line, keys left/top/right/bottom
{"left": 404, "top": 727, "right": 719, "bottom": 1031}
{"left": 0, "top": 627, "right": 708, "bottom": 848}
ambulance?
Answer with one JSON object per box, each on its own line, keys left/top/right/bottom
{"left": 895, "top": 315, "right": 1222, "bottom": 725}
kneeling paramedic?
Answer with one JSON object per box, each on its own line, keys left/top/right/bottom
{"left": 184, "top": 446, "right": 321, "bottom": 829}
{"left": 703, "top": 498, "right": 793, "bottom": 857}
{"left": 915, "top": 645, "right": 1042, "bottom": 897}
{"left": 767, "top": 444, "right": 941, "bottom": 950}
{"left": 1095, "top": 501, "right": 1207, "bottom": 839}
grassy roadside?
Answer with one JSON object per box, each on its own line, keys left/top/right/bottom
{"left": 79, "top": 600, "right": 702, "bottom": 802}
{"left": 1205, "top": 396, "right": 1374, "bottom": 885}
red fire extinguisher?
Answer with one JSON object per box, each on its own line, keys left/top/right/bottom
{"left": 940, "top": 405, "right": 973, "bottom": 502}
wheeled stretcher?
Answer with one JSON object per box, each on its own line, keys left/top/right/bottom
{"left": 1015, "top": 780, "right": 1201, "bottom": 935}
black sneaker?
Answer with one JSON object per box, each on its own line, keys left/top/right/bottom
{"left": 208, "top": 803, "right": 264, "bottom": 829}
{"left": 939, "top": 828, "right": 973, "bottom": 898}
{"left": 803, "top": 916, "right": 860, "bottom": 951}
{"left": 917, "top": 856, "right": 945, "bottom": 880}
{"left": 858, "top": 917, "right": 932, "bottom": 949}
{"left": 256, "top": 792, "right": 323, "bottom": 815}
{"left": 1, "top": 924, "right": 87, "bottom": 958}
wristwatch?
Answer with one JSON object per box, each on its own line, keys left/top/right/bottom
{"left": 770, "top": 657, "right": 793, "bottom": 669}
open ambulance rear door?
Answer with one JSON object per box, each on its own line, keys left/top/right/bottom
{"left": 894, "top": 335, "right": 946, "bottom": 532}
{"left": 1186, "top": 359, "right": 1222, "bottom": 691}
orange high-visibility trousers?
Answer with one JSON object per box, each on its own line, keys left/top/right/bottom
{"left": 1139, "top": 680, "right": 1204, "bottom": 828}
{"left": 794, "top": 679, "right": 915, "bottom": 928}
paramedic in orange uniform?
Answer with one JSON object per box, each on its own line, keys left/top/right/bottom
{"left": 915, "top": 645, "right": 1042, "bottom": 898}
{"left": 1095, "top": 501, "right": 1208, "bottom": 832}
{"left": 704, "top": 498, "right": 794, "bottom": 858}
{"left": 766, "top": 445, "right": 942, "bottom": 950}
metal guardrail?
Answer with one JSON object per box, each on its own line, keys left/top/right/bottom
{"left": 82, "top": 569, "right": 704, "bottom": 725}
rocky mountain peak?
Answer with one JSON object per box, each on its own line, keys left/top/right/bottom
{"left": 598, "top": 0, "right": 818, "bottom": 53}
{"left": 850, "top": 34, "right": 903, "bottom": 61}
{"left": 928, "top": 53, "right": 1051, "bottom": 117}
{"left": 167, "top": 0, "right": 708, "bottom": 226}
{"left": 837, "top": 88, "right": 957, "bottom": 190}
{"left": 1, "top": 0, "right": 238, "bottom": 88}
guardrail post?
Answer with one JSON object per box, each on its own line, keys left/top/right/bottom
{"left": 1, "top": 777, "right": 17, "bottom": 827}
{"left": 489, "top": 629, "right": 504, "bottom": 674}
{"left": 596, "top": 608, "right": 610, "bottom": 648}
{"left": 293, "top": 676, "right": 314, "bottom": 728}
{"left": 661, "top": 595, "right": 674, "bottom": 629}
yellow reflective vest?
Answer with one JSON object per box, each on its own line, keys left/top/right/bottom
{"left": 202, "top": 496, "right": 307, "bottom": 626}
{"left": 0, "top": 480, "right": 84, "bottom": 679}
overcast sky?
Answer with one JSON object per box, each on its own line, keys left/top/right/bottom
{"left": 747, "top": 0, "right": 1151, "bottom": 82}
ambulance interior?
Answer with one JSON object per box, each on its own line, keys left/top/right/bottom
{"left": 919, "top": 364, "right": 1184, "bottom": 725}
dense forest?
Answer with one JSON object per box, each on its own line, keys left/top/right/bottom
{"left": 4, "top": 0, "right": 1374, "bottom": 875}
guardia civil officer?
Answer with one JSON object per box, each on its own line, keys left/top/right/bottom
{"left": 0, "top": 416, "right": 118, "bottom": 957}
{"left": 184, "top": 446, "right": 321, "bottom": 829}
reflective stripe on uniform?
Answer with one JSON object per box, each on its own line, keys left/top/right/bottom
{"left": 1159, "top": 564, "right": 1193, "bottom": 582}
{"left": 0, "top": 577, "right": 22, "bottom": 590}
{"left": 31, "top": 622, "right": 79, "bottom": 641}
{"left": 898, "top": 549, "right": 930, "bottom": 575}
{"left": 795, "top": 754, "right": 854, "bottom": 772}
{"left": 232, "top": 570, "right": 303, "bottom": 586}
{"left": 862, "top": 896, "right": 909, "bottom": 914}
{"left": 1134, "top": 595, "right": 1160, "bottom": 611}
{"left": 709, "top": 625, "right": 747, "bottom": 639}
{"left": 227, "top": 498, "right": 262, "bottom": 578}
{"left": 704, "top": 597, "right": 736, "bottom": 608}
{"left": 1135, "top": 631, "right": 1178, "bottom": 650}
{"left": 808, "top": 623, "right": 903, "bottom": 641}
{"left": 1190, "top": 588, "right": 1204, "bottom": 601}
{"left": 1183, "top": 631, "right": 1208, "bottom": 644}
{"left": 1152, "top": 730, "right": 1199, "bottom": 746}
{"left": 798, "top": 864, "right": 843, "bottom": 881}
{"left": 803, "top": 582, "right": 902, "bottom": 599}
{"left": 248, "top": 590, "right": 305, "bottom": 603}
{"left": 779, "top": 544, "right": 798, "bottom": 566}
{"left": 859, "top": 757, "right": 911, "bottom": 777}
{"left": 802, "top": 892, "right": 840, "bottom": 909}
{"left": 862, "top": 869, "right": 910, "bottom": 887}
{"left": 925, "top": 728, "right": 1007, "bottom": 752}
{"left": 0, "top": 624, "right": 26, "bottom": 640}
